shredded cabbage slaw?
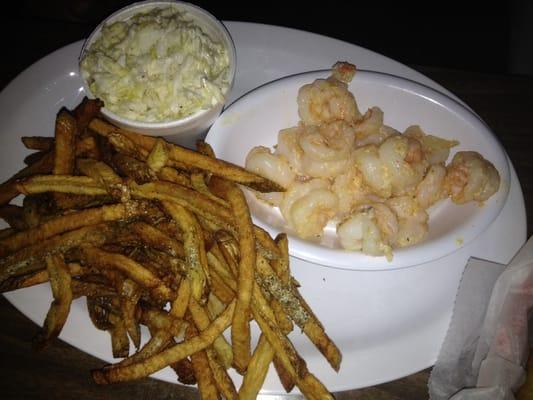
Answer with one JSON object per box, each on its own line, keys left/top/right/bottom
{"left": 80, "top": 6, "right": 230, "bottom": 122}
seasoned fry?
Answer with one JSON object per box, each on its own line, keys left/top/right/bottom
{"left": 0, "top": 202, "right": 146, "bottom": 257}
{"left": 239, "top": 335, "right": 275, "bottom": 399}
{"left": 21, "top": 136, "right": 54, "bottom": 151}
{"left": 0, "top": 151, "right": 55, "bottom": 206}
{"left": 163, "top": 201, "right": 208, "bottom": 303}
{"left": 92, "top": 300, "right": 235, "bottom": 384}
{"left": 0, "top": 100, "right": 341, "bottom": 399}
{"left": 0, "top": 204, "right": 26, "bottom": 231}
{"left": 17, "top": 175, "right": 108, "bottom": 197}
{"left": 33, "top": 254, "right": 73, "bottom": 350}
{"left": 188, "top": 297, "right": 233, "bottom": 369}
{"left": 53, "top": 109, "right": 77, "bottom": 175}
{"left": 89, "top": 118, "right": 284, "bottom": 192}
{"left": 186, "top": 324, "right": 220, "bottom": 400}
{"left": 80, "top": 246, "right": 175, "bottom": 302}
{"left": 214, "top": 178, "right": 256, "bottom": 373}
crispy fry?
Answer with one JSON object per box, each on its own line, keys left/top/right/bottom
{"left": 1, "top": 100, "right": 341, "bottom": 399}
{"left": 79, "top": 246, "right": 175, "bottom": 302}
{"left": 89, "top": 118, "right": 284, "bottom": 192}
{"left": 239, "top": 335, "right": 275, "bottom": 399}
{"left": 33, "top": 254, "right": 73, "bottom": 350}
{"left": 24, "top": 150, "right": 49, "bottom": 166}
{"left": 163, "top": 201, "right": 208, "bottom": 302}
{"left": 16, "top": 175, "right": 107, "bottom": 197}
{"left": 0, "top": 202, "right": 146, "bottom": 257}
{"left": 0, "top": 204, "right": 26, "bottom": 230}
{"left": 53, "top": 109, "right": 77, "bottom": 175}
{"left": 205, "top": 348, "right": 238, "bottom": 399}
{"left": 188, "top": 297, "right": 233, "bottom": 369}
{"left": 146, "top": 138, "right": 169, "bottom": 172}
{"left": 212, "top": 178, "right": 255, "bottom": 373}
{"left": 21, "top": 136, "right": 54, "bottom": 151}
{"left": 72, "top": 97, "right": 104, "bottom": 133}
{"left": 129, "top": 221, "right": 185, "bottom": 259}
{"left": 0, "top": 151, "right": 55, "bottom": 206}
{"left": 186, "top": 324, "right": 220, "bottom": 400}
{"left": 92, "top": 300, "right": 235, "bottom": 384}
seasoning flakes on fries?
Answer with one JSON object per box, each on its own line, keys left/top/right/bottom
{"left": 0, "top": 98, "right": 340, "bottom": 399}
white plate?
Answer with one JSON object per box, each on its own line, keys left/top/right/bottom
{"left": 206, "top": 69, "right": 510, "bottom": 270}
{"left": 0, "top": 22, "right": 526, "bottom": 394}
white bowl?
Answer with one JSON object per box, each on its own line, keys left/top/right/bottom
{"left": 79, "top": 0, "right": 236, "bottom": 148}
{"left": 206, "top": 70, "right": 511, "bottom": 270}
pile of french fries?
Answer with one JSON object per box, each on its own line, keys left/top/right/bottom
{"left": 0, "top": 98, "right": 341, "bottom": 399}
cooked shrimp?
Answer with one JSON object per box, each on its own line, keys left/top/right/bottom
{"left": 290, "top": 188, "right": 338, "bottom": 239}
{"left": 354, "top": 107, "right": 396, "bottom": 147}
{"left": 404, "top": 125, "right": 459, "bottom": 165}
{"left": 331, "top": 163, "right": 370, "bottom": 216}
{"left": 331, "top": 61, "right": 357, "bottom": 83}
{"left": 280, "top": 178, "right": 331, "bottom": 225}
{"left": 444, "top": 151, "right": 500, "bottom": 204}
{"left": 386, "top": 196, "right": 428, "bottom": 247}
{"left": 245, "top": 146, "right": 295, "bottom": 189}
{"left": 337, "top": 209, "right": 392, "bottom": 259}
{"left": 415, "top": 163, "right": 447, "bottom": 209}
{"left": 297, "top": 66, "right": 361, "bottom": 125}
{"left": 296, "top": 123, "right": 353, "bottom": 178}
{"left": 378, "top": 135, "right": 425, "bottom": 196}
{"left": 372, "top": 202, "right": 399, "bottom": 245}
{"left": 276, "top": 126, "right": 305, "bottom": 174}
{"left": 353, "top": 145, "right": 392, "bottom": 198}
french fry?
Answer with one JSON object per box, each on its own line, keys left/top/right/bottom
{"left": 238, "top": 335, "right": 275, "bottom": 399}
{"left": 33, "top": 254, "right": 73, "bottom": 350}
{"left": 0, "top": 204, "right": 26, "bottom": 231}
{"left": 0, "top": 101, "right": 341, "bottom": 399}
{"left": 89, "top": 118, "right": 285, "bottom": 192}
{"left": 146, "top": 138, "right": 169, "bottom": 172}
{"left": 16, "top": 175, "right": 108, "bottom": 197}
{"left": 188, "top": 297, "right": 233, "bottom": 369}
{"left": 211, "top": 177, "right": 256, "bottom": 373}
{"left": 163, "top": 201, "right": 209, "bottom": 303}
{"left": 52, "top": 109, "right": 77, "bottom": 174}
{"left": 186, "top": 324, "right": 220, "bottom": 400}
{"left": 21, "top": 136, "right": 54, "bottom": 151}
{"left": 0, "top": 202, "right": 147, "bottom": 257}
{"left": 92, "top": 300, "right": 235, "bottom": 384}
{"left": 79, "top": 246, "right": 175, "bottom": 302}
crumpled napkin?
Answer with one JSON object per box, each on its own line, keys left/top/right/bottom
{"left": 428, "top": 236, "right": 533, "bottom": 399}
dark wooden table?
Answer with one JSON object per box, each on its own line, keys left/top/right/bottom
{"left": 1, "top": 17, "right": 532, "bottom": 400}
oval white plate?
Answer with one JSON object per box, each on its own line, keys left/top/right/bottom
{"left": 206, "top": 69, "right": 510, "bottom": 270}
{"left": 0, "top": 22, "right": 525, "bottom": 395}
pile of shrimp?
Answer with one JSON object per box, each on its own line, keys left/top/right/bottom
{"left": 245, "top": 62, "right": 500, "bottom": 260}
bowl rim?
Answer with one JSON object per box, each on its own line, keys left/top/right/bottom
{"left": 79, "top": 0, "right": 237, "bottom": 128}
{"left": 206, "top": 69, "right": 511, "bottom": 271}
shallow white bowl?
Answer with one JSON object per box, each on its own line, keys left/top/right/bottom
{"left": 206, "top": 70, "right": 511, "bottom": 270}
{"left": 80, "top": 0, "right": 236, "bottom": 148}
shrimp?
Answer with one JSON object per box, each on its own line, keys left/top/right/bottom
{"left": 337, "top": 209, "right": 392, "bottom": 259}
{"left": 354, "top": 107, "right": 396, "bottom": 147}
{"left": 280, "top": 178, "right": 338, "bottom": 238}
{"left": 331, "top": 163, "right": 370, "bottom": 216}
{"left": 245, "top": 146, "right": 295, "bottom": 189}
{"left": 297, "top": 123, "right": 352, "bottom": 178}
{"left": 386, "top": 196, "right": 428, "bottom": 247}
{"left": 444, "top": 151, "right": 500, "bottom": 204}
{"left": 378, "top": 135, "right": 426, "bottom": 196}
{"left": 415, "top": 163, "right": 447, "bottom": 209}
{"left": 404, "top": 125, "right": 459, "bottom": 165}
{"left": 290, "top": 188, "right": 338, "bottom": 239}
{"left": 297, "top": 64, "right": 361, "bottom": 125}
{"left": 353, "top": 144, "right": 392, "bottom": 198}
{"left": 276, "top": 126, "right": 305, "bottom": 174}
